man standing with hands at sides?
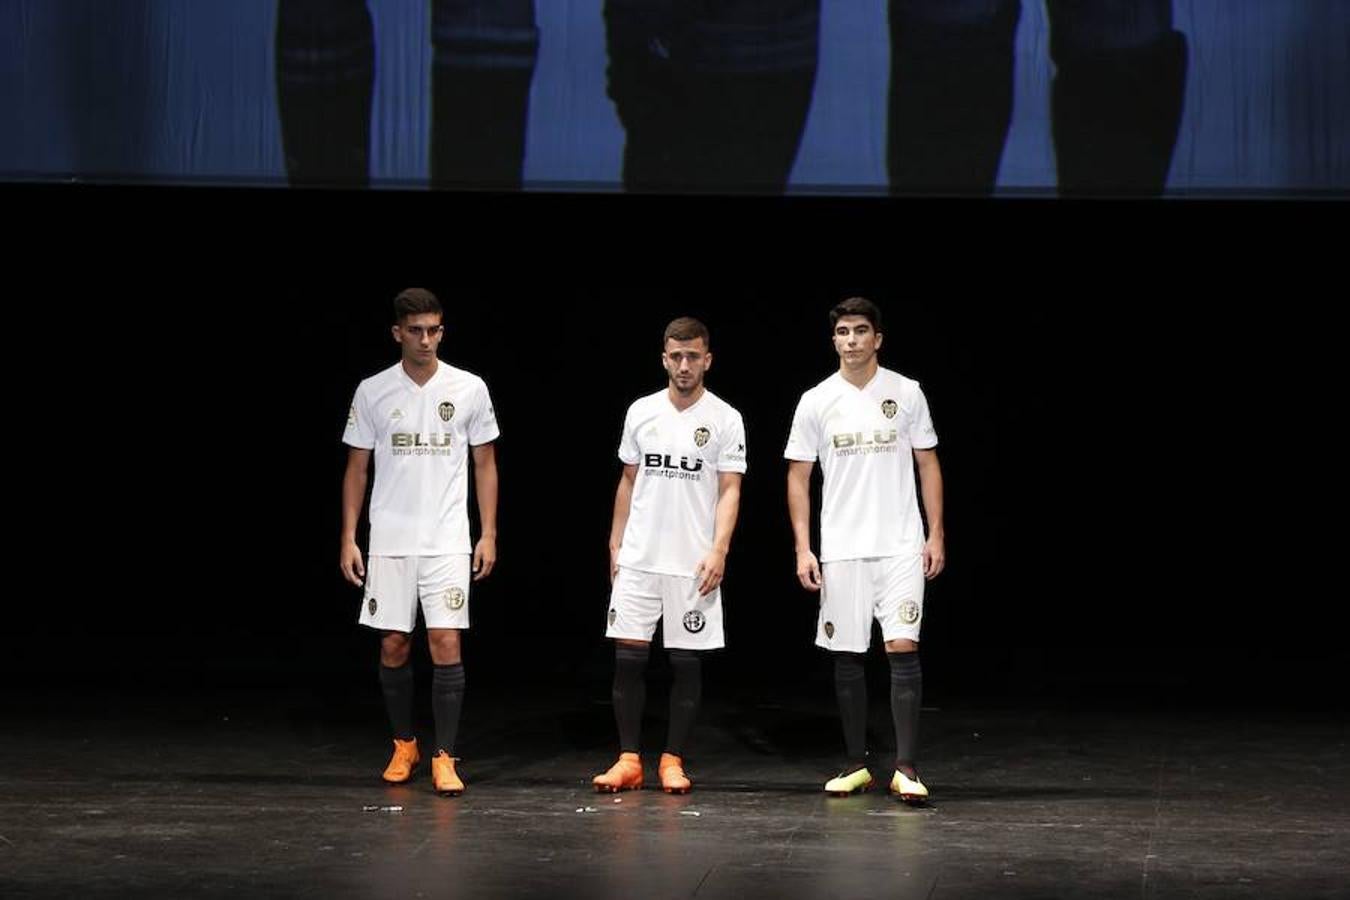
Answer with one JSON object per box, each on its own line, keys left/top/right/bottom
{"left": 340, "top": 288, "right": 500, "bottom": 797}
{"left": 785, "top": 297, "right": 945, "bottom": 802}
{"left": 594, "top": 317, "right": 747, "bottom": 794}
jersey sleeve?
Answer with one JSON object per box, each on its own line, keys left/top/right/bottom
{"left": 342, "top": 382, "right": 376, "bottom": 449}
{"left": 783, "top": 394, "right": 819, "bottom": 461}
{"left": 467, "top": 380, "right": 501, "bottom": 446}
{"left": 617, "top": 403, "right": 640, "bottom": 465}
{"left": 717, "top": 412, "right": 748, "bottom": 474}
{"left": 910, "top": 384, "right": 938, "bottom": 450}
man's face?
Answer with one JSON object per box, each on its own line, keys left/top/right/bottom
{"left": 393, "top": 313, "right": 444, "bottom": 365}
{"left": 832, "top": 315, "right": 882, "bottom": 366}
{"left": 663, "top": 337, "right": 711, "bottom": 395}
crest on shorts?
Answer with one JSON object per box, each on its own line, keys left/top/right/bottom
{"left": 693, "top": 426, "right": 711, "bottom": 448}
{"left": 881, "top": 399, "right": 898, "bottom": 419}
{"left": 607, "top": 608, "right": 617, "bottom": 627}
{"left": 367, "top": 597, "right": 378, "bottom": 616}
{"left": 438, "top": 401, "right": 455, "bottom": 422}
{"left": 683, "top": 610, "right": 706, "bottom": 633}
{"left": 824, "top": 621, "right": 835, "bottom": 639}
{"left": 446, "top": 587, "right": 466, "bottom": 610}
{"left": 899, "top": 601, "right": 920, "bottom": 625}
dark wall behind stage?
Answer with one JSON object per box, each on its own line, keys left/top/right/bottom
{"left": 3, "top": 184, "right": 1340, "bottom": 712}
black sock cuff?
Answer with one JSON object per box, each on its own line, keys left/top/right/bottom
{"left": 887, "top": 651, "right": 921, "bottom": 680}
{"left": 834, "top": 651, "right": 866, "bottom": 680}
{"left": 615, "top": 643, "right": 651, "bottom": 665}
{"left": 433, "top": 663, "right": 465, "bottom": 685}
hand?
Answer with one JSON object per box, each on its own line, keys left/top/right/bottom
{"left": 923, "top": 534, "right": 945, "bottom": 579}
{"left": 609, "top": 543, "right": 621, "bottom": 585}
{"left": 339, "top": 540, "right": 365, "bottom": 587}
{"left": 796, "top": 549, "right": 822, "bottom": 592}
{"left": 473, "top": 536, "right": 497, "bottom": 581}
{"left": 694, "top": 549, "right": 727, "bottom": 597}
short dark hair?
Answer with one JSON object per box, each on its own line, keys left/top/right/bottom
{"left": 393, "top": 288, "right": 443, "bottom": 322}
{"left": 663, "top": 316, "right": 710, "bottom": 348}
{"left": 829, "top": 296, "right": 882, "bottom": 334}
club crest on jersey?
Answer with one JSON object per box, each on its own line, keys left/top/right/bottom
{"left": 446, "top": 587, "right": 465, "bottom": 610}
{"left": 824, "top": 621, "right": 835, "bottom": 639}
{"left": 438, "top": 401, "right": 455, "bottom": 422}
{"left": 683, "top": 610, "right": 706, "bottom": 633}
{"left": 693, "top": 427, "right": 711, "bottom": 447}
{"left": 881, "top": 399, "right": 898, "bottom": 419}
{"left": 607, "top": 608, "right": 617, "bottom": 627}
{"left": 899, "top": 601, "right": 920, "bottom": 625}
{"left": 390, "top": 408, "right": 403, "bottom": 420}
{"left": 367, "top": 597, "right": 378, "bottom": 616}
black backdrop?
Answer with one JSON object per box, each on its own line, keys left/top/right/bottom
{"left": 3, "top": 184, "right": 1341, "bottom": 714}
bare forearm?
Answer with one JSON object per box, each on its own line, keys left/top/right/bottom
{"left": 787, "top": 472, "right": 813, "bottom": 554}
{"left": 610, "top": 476, "right": 634, "bottom": 549}
{"left": 341, "top": 468, "right": 367, "bottom": 542}
{"left": 474, "top": 458, "right": 498, "bottom": 538}
{"left": 711, "top": 486, "right": 741, "bottom": 555}
{"left": 919, "top": 460, "right": 944, "bottom": 539}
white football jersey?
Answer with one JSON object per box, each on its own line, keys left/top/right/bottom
{"left": 616, "top": 389, "right": 747, "bottom": 576}
{"left": 784, "top": 367, "right": 937, "bottom": 562}
{"left": 343, "top": 361, "right": 499, "bottom": 555}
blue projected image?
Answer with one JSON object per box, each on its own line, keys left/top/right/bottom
{"left": 1, "top": 0, "right": 1345, "bottom": 195}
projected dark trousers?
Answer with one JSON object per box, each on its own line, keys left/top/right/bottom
{"left": 604, "top": 0, "right": 820, "bottom": 193}
{"left": 431, "top": 0, "right": 539, "bottom": 190}
{"left": 887, "top": 0, "right": 1187, "bottom": 195}
{"left": 275, "top": 0, "right": 374, "bottom": 186}
{"left": 275, "top": 0, "right": 538, "bottom": 188}
{"left": 1049, "top": 3, "right": 1187, "bottom": 196}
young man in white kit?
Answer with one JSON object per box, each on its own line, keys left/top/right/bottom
{"left": 593, "top": 317, "right": 747, "bottom": 794}
{"left": 339, "top": 288, "right": 499, "bottom": 796}
{"left": 785, "top": 296, "right": 945, "bottom": 802}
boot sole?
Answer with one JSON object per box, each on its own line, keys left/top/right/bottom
{"left": 889, "top": 788, "right": 928, "bottom": 803}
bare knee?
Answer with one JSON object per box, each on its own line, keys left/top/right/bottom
{"left": 427, "top": 628, "right": 462, "bottom": 665}
{"left": 885, "top": 638, "right": 918, "bottom": 654}
{"left": 381, "top": 631, "right": 413, "bottom": 667}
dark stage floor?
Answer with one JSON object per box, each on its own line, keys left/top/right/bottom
{"left": 2, "top": 685, "right": 1346, "bottom": 899}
